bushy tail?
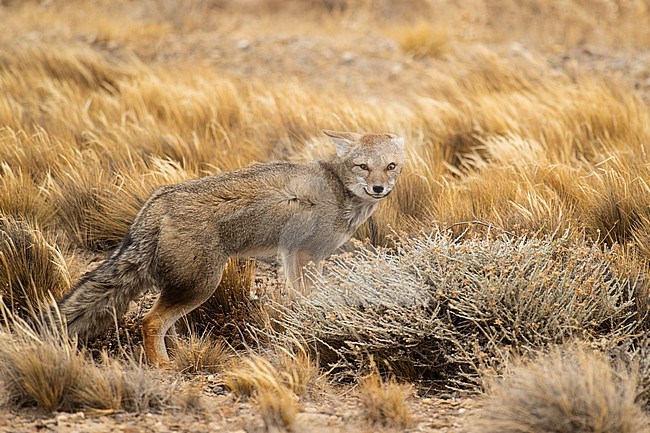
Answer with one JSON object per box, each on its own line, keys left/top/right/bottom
{"left": 58, "top": 234, "right": 154, "bottom": 339}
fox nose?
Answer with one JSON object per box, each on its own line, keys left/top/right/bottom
{"left": 372, "top": 185, "right": 384, "bottom": 194}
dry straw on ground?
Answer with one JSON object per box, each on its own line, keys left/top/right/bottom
{"left": 223, "top": 353, "right": 309, "bottom": 431}
{"left": 170, "top": 333, "right": 232, "bottom": 375}
{"left": 0, "top": 216, "right": 72, "bottom": 315}
{"left": 224, "top": 345, "right": 320, "bottom": 399}
{"left": 0, "top": 304, "right": 180, "bottom": 413}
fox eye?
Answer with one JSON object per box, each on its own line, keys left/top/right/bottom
{"left": 387, "top": 162, "right": 396, "bottom": 170}
{"left": 358, "top": 164, "right": 369, "bottom": 171}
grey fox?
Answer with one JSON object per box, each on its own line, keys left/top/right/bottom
{"left": 59, "top": 130, "right": 405, "bottom": 365}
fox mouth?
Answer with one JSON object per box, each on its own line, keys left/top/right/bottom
{"left": 364, "top": 189, "right": 391, "bottom": 200}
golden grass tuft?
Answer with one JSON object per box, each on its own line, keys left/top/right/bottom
{"left": 70, "top": 353, "right": 123, "bottom": 412}
{"left": 224, "top": 356, "right": 286, "bottom": 399}
{"left": 171, "top": 333, "right": 232, "bottom": 374}
{"left": 0, "top": 164, "right": 52, "bottom": 225}
{"left": 0, "top": 304, "right": 178, "bottom": 413}
{"left": 0, "top": 216, "right": 72, "bottom": 314}
{"left": 257, "top": 384, "right": 298, "bottom": 433}
{"left": 392, "top": 21, "right": 450, "bottom": 59}
{"left": 224, "top": 342, "right": 319, "bottom": 395}
{"left": 358, "top": 374, "right": 412, "bottom": 429}
{"left": 474, "top": 346, "right": 650, "bottom": 433}
{"left": 274, "top": 348, "right": 320, "bottom": 398}
{"left": 0, "top": 326, "right": 83, "bottom": 412}
{"left": 224, "top": 356, "right": 280, "bottom": 399}
{"left": 224, "top": 354, "right": 301, "bottom": 431}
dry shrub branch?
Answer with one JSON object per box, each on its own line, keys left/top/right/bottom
{"left": 278, "top": 231, "right": 644, "bottom": 386}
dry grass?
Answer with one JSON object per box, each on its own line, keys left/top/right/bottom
{"left": 392, "top": 21, "right": 450, "bottom": 59}
{"left": 0, "top": 304, "right": 179, "bottom": 413}
{"left": 274, "top": 345, "right": 321, "bottom": 398}
{"left": 224, "top": 354, "right": 301, "bottom": 431}
{"left": 170, "top": 333, "right": 232, "bottom": 374}
{"left": 0, "top": 216, "right": 72, "bottom": 315}
{"left": 224, "top": 356, "right": 287, "bottom": 399}
{"left": 256, "top": 385, "right": 299, "bottom": 433}
{"left": 72, "top": 353, "right": 177, "bottom": 413}
{"left": 358, "top": 374, "right": 412, "bottom": 429}
{"left": 474, "top": 346, "right": 650, "bottom": 433}
{"left": 0, "top": 321, "right": 83, "bottom": 412}
{"left": 224, "top": 345, "right": 320, "bottom": 399}
{"left": 1, "top": 1, "right": 650, "bottom": 428}
{"left": 0, "top": 164, "right": 53, "bottom": 225}
{"left": 0, "top": 28, "right": 648, "bottom": 251}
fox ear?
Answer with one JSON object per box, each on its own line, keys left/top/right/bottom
{"left": 392, "top": 136, "right": 405, "bottom": 149}
{"left": 322, "top": 129, "right": 361, "bottom": 157}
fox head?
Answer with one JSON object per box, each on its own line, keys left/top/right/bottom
{"left": 323, "top": 129, "right": 405, "bottom": 201}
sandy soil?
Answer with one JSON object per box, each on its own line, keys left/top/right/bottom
{"left": 0, "top": 394, "right": 474, "bottom": 433}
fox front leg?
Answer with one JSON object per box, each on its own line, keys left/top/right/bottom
{"left": 281, "top": 250, "right": 323, "bottom": 296}
{"left": 281, "top": 251, "right": 302, "bottom": 295}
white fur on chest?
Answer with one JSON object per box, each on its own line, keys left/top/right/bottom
{"left": 346, "top": 201, "right": 378, "bottom": 231}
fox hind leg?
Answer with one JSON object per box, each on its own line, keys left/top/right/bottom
{"left": 142, "top": 257, "right": 227, "bottom": 366}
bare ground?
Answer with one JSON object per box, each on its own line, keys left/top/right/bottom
{"left": 0, "top": 394, "right": 474, "bottom": 433}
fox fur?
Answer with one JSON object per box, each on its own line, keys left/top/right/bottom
{"left": 58, "top": 130, "right": 405, "bottom": 365}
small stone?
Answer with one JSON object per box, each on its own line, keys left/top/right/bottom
{"left": 236, "top": 39, "right": 251, "bottom": 50}
{"left": 341, "top": 51, "right": 355, "bottom": 64}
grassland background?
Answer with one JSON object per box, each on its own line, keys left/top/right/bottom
{"left": 1, "top": 0, "right": 650, "bottom": 432}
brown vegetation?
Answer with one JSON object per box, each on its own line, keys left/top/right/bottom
{"left": 224, "top": 354, "right": 304, "bottom": 431}
{"left": 474, "top": 346, "right": 650, "bottom": 433}
{"left": 0, "top": 216, "right": 72, "bottom": 314}
{"left": 1, "top": 0, "right": 650, "bottom": 431}
{"left": 0, "top": 307, "right": 180, "bottom": 413}
{"left": 170, "top": 332, "right": 232, "bottom": 374}
{"left": 358, "top": 373, "right": 412, "bottom": 429}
